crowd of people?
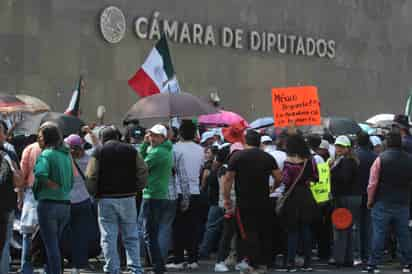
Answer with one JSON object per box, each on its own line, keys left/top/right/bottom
{"left": 0, "top": 113, "right": 412, "bottom": 274}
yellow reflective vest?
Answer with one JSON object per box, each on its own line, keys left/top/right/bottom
{"left": 310, "top": 161, "right": 331, "bottom": 203}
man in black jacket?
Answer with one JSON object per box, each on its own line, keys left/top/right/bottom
{"left": 355, "top": 132, "right": 377, "bottom": 265}
{"left": 366, "top": 131, "right": 412, "bottom": 273}
{"left": 86, "top": 126, "right": 148, "bottom": 274}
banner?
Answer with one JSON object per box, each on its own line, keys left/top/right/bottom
{"left": 272, "top": 86, "right": 321, "bottom": 127}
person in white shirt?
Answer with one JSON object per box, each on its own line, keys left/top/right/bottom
{"left": 261, "top": 135, "right": 288, "bottom": 268}
{"left": 167, "top": 120, "right": 204, "bottom": 270}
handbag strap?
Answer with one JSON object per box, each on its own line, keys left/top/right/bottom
{"left": 283, "top": 159, "right": 308, "bottom": 198}
{"left": 73, "top": 160, "right": 86, "bottom": 182}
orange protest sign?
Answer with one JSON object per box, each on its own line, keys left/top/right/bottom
{"left": 272, "top": 86, "right": 321, "bottom": 127}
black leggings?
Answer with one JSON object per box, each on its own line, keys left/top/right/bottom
{"left": 0, "top": 211, "right": 10, "bottom": 258}
{"left": 216, "top": 215, "right": 241, "bottom": 262}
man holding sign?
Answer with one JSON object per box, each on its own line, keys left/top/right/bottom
{"left": 272, "top": 86, "right": 321, "bottom": 128}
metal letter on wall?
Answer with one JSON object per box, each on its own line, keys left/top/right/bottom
{"left": 100, "top": 6, "right": 126, "bottom": 43}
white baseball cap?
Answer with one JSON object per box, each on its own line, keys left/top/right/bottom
{"left": 319, "top": 139, "right": 330, "bottom": 150}
{"left": 369, "top": 136, "right": 382, "bottom": 147}
{"left": 149, "top": 124, "right": 168, "bottom": 138}
{"left": 201, "top": 131, "right": 215, "bottom": 144}
{"left": 335, "top": 135, "right": 351, "bottom": 147}
{"left": 260, "top": 135, "right": 273, "bottom": 143}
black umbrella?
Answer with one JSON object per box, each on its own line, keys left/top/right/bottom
{"left": 323, "top": 116, "right": 361, "bottom": 136}
{"left": 15, "top": 112, "right": 84, "bottom": 137}
{"left": 124, "top": 92, "right": 218, "bottom": 123}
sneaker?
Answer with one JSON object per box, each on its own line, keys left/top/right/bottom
{"left": 71, "top": 269, "right": 80, "bottom": 274}
{"left": 187, "top": 262, "right": 199, "bottom": 270}
{"left": 354, "top": 259, "right": 363, "bottom": 267}
{"left": 402, "top": 265, "right": 411, "bottom": 273}
{"left": 362, "top": 265, "right": 380, "bottom": 273}
{"left": 287, "top": 266, "right": 297, "bottom": 273}
{"left": 166, "top": 263, "right": 186, "bottom": 271}
{"left": 215, "top": 262, "right": 230, "bottom": 272}
{"left": 236, "top": 260, "right": 250, "bottom": 271}
{"left": 301, "top": 266, "right": 313, "bottom": 272}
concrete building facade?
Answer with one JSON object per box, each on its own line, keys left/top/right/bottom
{"left": 0, "top": 0, "right": 411, "bottom": 124}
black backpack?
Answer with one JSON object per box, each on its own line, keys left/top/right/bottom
{"left": 0, "top": 151, "right": 15, "bottom": 213}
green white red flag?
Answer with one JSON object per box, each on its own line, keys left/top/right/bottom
{"left": 128, "top": 35, "right": 180, "bottom": 97}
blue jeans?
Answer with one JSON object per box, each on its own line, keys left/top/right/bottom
{"left": 0, "top": 211, "right": 13, "bottom": 274}
{"left": 21, "top": 233, "right": 34, "bottom": 274}
{"left": 158, "top": 199, "right": 177, "bottom": 261}
{"left": 98, "top": 197, "right": 142, "bottom": 274}
{"left": 199, "top": 205, "right": 224, "bottom": 257}
{"left": 71, "top": 198, "right": 94, "bottom": 268}
{"left": 37, "top": 201, "right": 70, "bottom": 274}
{"left": 360, "top": 196, "right": 372, "bottom": 262}
{"left": 139, "top": 199, "right": 170, "bottom": 274}
{"left": 333, "top": 196, "right": 361, "bottom": 264}
{"left": 287, "top": 223, "right": 312, "bottom": 266}
{"left": 369, "top": 201, "right": 412, "bottom": 266}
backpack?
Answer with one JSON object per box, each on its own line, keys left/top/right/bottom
{"left": 0, "top": 151, "right": 16, "bottom": 212}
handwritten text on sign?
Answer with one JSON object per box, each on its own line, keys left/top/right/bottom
{"left": 272, "top": 86, "right": 321, "bottom": 127}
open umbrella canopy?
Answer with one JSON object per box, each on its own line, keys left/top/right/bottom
{"left": 199, "top": 110, "right": 248, "bottom": 127}
{"left": 297, "top": 117, "right": 361, "bottom": 136}
{"left": 124, "top": 92, "right": 218, "bottom": 122}
{"left": 16, "top": 94, "right": 51, "bottom": 113}
{"left": 366, "top": 114, "right": 395, "bottom": 128}
{"left": 15, "top": 112, "right": 84, "bottom": 137}
{"left": 323, "top": 116, "right": 362, "bottom": 136}
{"left": 249, "top": 116, "right": 274, "bottom": 129}
{"left": 359, "top": 123, "right": 377, "bottom": 135}
{"left": 0, "top": 93, "right": 26, "bottom": 113}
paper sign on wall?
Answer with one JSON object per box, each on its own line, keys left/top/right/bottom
{"left": 272, "top": 86, "right": 321, "bottom": 127}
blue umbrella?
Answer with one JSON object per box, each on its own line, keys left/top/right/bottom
{"left": 358, "top": 123, "right": 377, "bottom": 135}
{"left": 250, "top": 116, "right": 274, "bottom": 129}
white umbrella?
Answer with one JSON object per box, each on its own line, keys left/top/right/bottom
{"left": 366, "top": 114, "right": 395, "bottom": 125}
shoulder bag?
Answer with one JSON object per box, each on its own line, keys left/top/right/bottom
{"left": 275, "top": 159, "right": 307, "bottom": 216}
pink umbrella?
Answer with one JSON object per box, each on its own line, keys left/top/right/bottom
{"left": 198, "top": 110, "right": 249, "bottom": 127}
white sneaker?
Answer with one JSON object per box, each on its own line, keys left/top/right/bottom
{"left": 166, "top": 263, "right": 186, "bottom": 270}
{"left": 71, "top": 268, "right": 80, "bottom": 274}
{"left": 354, "top": 259, "right": 363, "bottom": 266}
{"left": 215, "top": 262, "right": 230, "bottom": 272}
{"left": 187, "top": 262, "right": 199, "bottom": 270}
{"left": 236, "top": 260, "right": 250, "bottom": 271}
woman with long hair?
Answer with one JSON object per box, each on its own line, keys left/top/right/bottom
{"left": 281, "top": 134, "right": 318, "bottom": 272}
{"left": 330, "top": 135, "right": 360, "bottom": 267}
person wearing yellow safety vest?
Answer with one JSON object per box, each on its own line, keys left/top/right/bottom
{"left": 330, "top": 135, "right": 360, "bottom": 268}
{"left": 310, "top": 139, "right": 334, "bottom": 263}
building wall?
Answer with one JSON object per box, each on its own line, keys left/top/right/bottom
{"left": 0, "top": 0, "right": 411, "bottom": 125}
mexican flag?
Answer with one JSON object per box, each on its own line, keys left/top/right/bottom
{"left": 65, "top": 76, "right": 84, "bottom": 117}
{"left": 128, "top": 35, "right": 180, "bottom": 97}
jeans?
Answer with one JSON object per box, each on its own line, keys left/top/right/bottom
{"left": 333, "top": 196, "right": 361, "bottom": 265}
{"left": 158, "top": 199, "right": 177, "bottom": 261}
{"left": 71, "top": 198, "right": 94, "bottom": 268}
{"left": 173, "top": 195, "right": 203, "bottom": 264}
{"left": 199, "top": 205, "right": 224, "bottom": 257}
{"left": 287, "top": 224, "right": 312, "bottom": 267}
{"left": 98, "top": 197, "right": 142, "bottom": 274}
{"left": 360, "top": 196, "right": 372, "bottom": 262}
{"left": 369, "top": 201, "right": 412, "bottom": 266}
{"left": 37, "top": 201, "right": 70, "bottom": 274}
{"left": 21, "top": 233, "right": 34, "bottom": 274}
{"left": 139, "top": 199, "right": 170, "bottom": 274}
{"left": 313, "top": 201, "right": 333, "bottom": 260}
{"left": 0, "top": 211, "right": 13, "bottom": 274}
